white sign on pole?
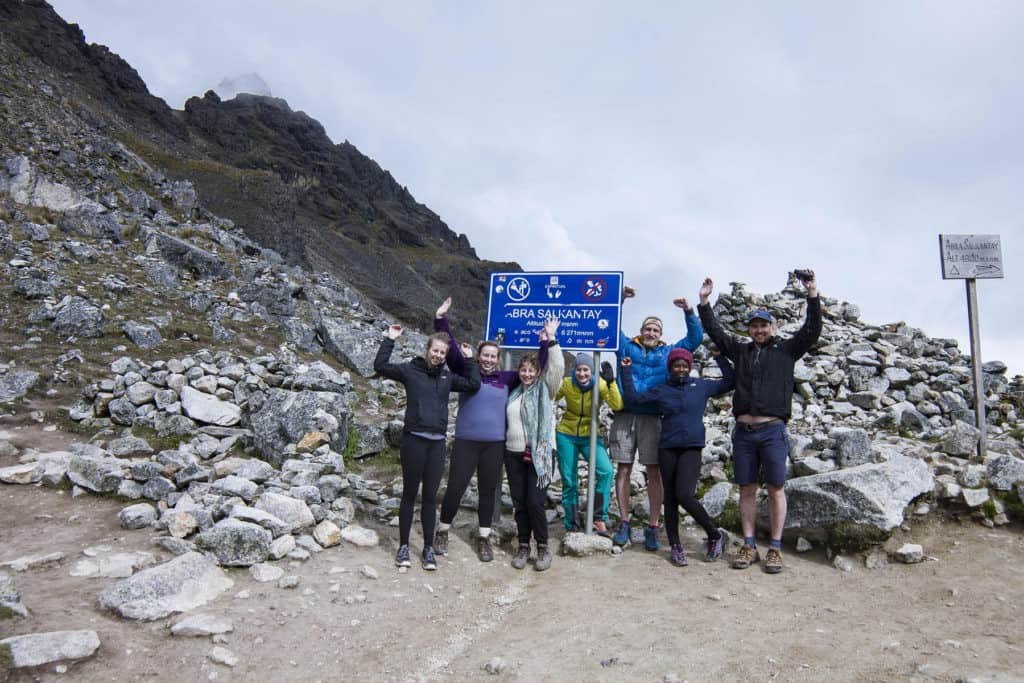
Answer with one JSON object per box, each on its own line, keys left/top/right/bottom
{"left": 939, "top": 234, "right": 1004, "bottom": 279}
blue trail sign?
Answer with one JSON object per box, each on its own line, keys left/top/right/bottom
{"left": 485, "top": 271, "right": 623, "bottom": 351}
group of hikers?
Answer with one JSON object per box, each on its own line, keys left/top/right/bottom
{"left": 373, "top": 271, "right": 821, "bottom": 574}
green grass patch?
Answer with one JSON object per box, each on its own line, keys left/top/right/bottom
{"left": 0, "top": 604, "right": 21, "bottom": 621}
{"left": 0, "top": 641, "right": 12, "bottom": 671}
{"left": 131, "top": 424, "right": 190, "bottom": 452}
{"left": 995, "top": 489, "right": 1024, "bottom": 522}
{"left": 717, "top": 499, "right": 741, "bottom": 533}
{"left": 824, "top": 522, "right": 890, "bottom": 553}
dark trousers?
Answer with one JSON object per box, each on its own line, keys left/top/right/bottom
{"left": 399, "top": 434, "right": 446, "bottom": 547}
{"left": 660, "top": 447, "right": 717, "bottom": 545}
{"left": 504, "top": 450, "right": 549, "bottom": 546}
{"left": 440, "top": 439, "right": 504, "bottom": 528}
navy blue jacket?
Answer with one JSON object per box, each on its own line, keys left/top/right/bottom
{"left": 620, "top": 356, "right": 735, "bottom": 450}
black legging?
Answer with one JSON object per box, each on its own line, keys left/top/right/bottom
{"left": 504, "top": 450, "right": 549, "bottom": 545}
{"left": 660, "top": 447, "right": 718, "bottom": 545}
{"left": 399, "top": 434, "right": 446, "bottom": 547}
{"left": 440, "top": 439, "right": 504, "bottom": 528}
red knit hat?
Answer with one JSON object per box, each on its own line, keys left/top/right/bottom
{"left": 667, "top": 348, "right": 693, "bottom": 371}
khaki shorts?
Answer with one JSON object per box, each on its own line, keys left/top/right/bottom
{"left": 609, "top": 412, "right": 661, "bottom": 466}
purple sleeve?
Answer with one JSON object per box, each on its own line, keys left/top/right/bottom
{"left": 433, "top": 316, "right": 466, "bottom": 375}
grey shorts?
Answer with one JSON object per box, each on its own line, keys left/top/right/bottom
{"left": 609, "top": 413, "right": 661, "bottom": 466}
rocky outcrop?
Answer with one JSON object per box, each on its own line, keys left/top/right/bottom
{"left": 97, "top": 552, "right": 233, "bottom": 621}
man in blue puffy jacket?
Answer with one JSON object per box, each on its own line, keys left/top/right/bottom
{"left": 610, "top": 286, "right": 704, "bottom": 550}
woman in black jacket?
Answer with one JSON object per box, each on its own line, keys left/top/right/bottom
{"left": 374, "top": 324, "right": 480, "bottom": 570}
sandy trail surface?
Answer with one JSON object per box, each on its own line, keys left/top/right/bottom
{"left": 2, "top": 480, "right": 1022, "bottom": 683}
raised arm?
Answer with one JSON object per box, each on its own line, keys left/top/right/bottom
{"left": 373, "top": 326, "right": 408, "bottom": 382}
{"left": 449, "top": 342, "right": 481, "bottom": 393}
{"left": 600, "top": 369, "right": 624, "bottom": 411}
{"left": 543, "top": 340, "right": 566, "bottom": 397}
{"left": 704, "top": 354, "right": 736, "bottom": 398}
{"left": 783, "top": 272, "right": 822, "bottom": 359}
{"left": 696, "top": 277, "right": 741, "bottom": 360}
{"left": 433, "top": 297, "right": 467, "bottom": 375}
{"left": 619, "top": 360, "right": 659, "bottom": 408}
{"left": 671, "top": 296, "right": 704, "bottom": 351}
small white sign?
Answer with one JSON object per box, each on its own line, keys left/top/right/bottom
{"left": 939, "top": 234, "right": 1004, "bottom": 279}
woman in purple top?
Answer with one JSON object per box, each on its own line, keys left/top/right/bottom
{"left": 432, "top": 297, "right": 551, "bottom": 562}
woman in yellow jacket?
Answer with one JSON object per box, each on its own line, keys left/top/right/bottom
{"left": 556, "top": 353, "right": 622, "bottom": 533}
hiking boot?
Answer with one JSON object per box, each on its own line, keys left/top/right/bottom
{"left": 593, "top": 519, "right": 609, "bottom": 535}
{"left": 763, "top": 547, "right": 784, "bottom": 574}
{"left": 395, "top": 544, "right": 411, "bottom": 568}
{"left": 644, "top": 526, "right": 660, "bottom": 552}
{"left": 535, "top": 544, "right": 552, "bottom": 572}
{"left": 433, "top": 529, "right": 449, "bottom": 556}
{"left": 511, "top": 543, "right": 530, "bottom": 570}
{"left": 704, "top": 529, "right": 725, "bottom": 562}
{"left": 477, "top": 536, "right": 494, "bottom": 563}
{"left": 613, "top": 520, "right": 631, "bottom": 547}
{"left": 669, "top": 544, "right": 688, "bottom": 567}
{"left": 421, "top": 546, "right": 438, "bottom": 571}
{"left": 732, "top": 544, "right": 760, "bottom": 570}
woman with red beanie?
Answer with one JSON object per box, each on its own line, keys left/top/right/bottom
{"left": 620, "top": 348, "right": 735, "bottom": 566}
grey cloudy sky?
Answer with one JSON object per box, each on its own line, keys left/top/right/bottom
{"left": 52, "top": 1, "right": 1023, "bottom": 374}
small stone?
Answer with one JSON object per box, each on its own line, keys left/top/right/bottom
{"left": 340, "top": 525, "right": 379, "bottom": 548}
{"left": 560, "top": 532, "right": 614, "bottom": 557}
{"left": 171, "top": 613, "right": 234, "bottom": 637}
{"left": 0, "top": 552, "right": 65, "bottom": 572}
{"left": 312, "top": 520, "right": 342, "bottom": 548}
{"left": 249, "top": 563, "right": 285, "bottom": 583}
{"left": 278, "top": 575, "right": 300, "bottom": 589}
{"left": 119, "top": 503, "right": 158, "bottom": 530}
{"left": 360, "top": 565, "right": 379, "bottom": 580}
{"left": 269, "top": 535, "right": 296, "bottom": 560}
{"left": 0, "top": 630, "right": 100, "bottom": 668}
{"left": 208, "top": 646, "right": 239, "bottom": 667}
{"left": 894, "top": 543, "right": 924, "bottom": 564}
{"left": 483, "top": 656, "right": 507, "bottom": 674}
{"left": 832, "top": 554, "right": 855, "bottom": 572}
{"left": 795, "top": 537, "right": 813, "bottom": 553}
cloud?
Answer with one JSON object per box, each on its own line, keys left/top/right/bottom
{"left": 50, "top": 0, "right": 1024, "bottom": 375}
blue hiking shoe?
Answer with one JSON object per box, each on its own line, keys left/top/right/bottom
{"left": 613, "top": 520, "right": 631, "bottom": 547}
{"left": 704, "top": 528, "right": 725, "bottom": 562}
{"left": 395, "top": 544, "right": 411, "bottom": 568}
{"left": 421, "top": 546, "right": 438, "bottom": 571}
{"left": 644, "top": 526, "right": 660, "bottom": 552}
{"left": 670, "top": 543, "right": 688, "bottom": 567}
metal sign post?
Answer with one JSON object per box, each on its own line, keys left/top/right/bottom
{"left": 584, "top": 351, "right": 601, "bottom": 536}
{"left": 938, "top": 234, "right": 1004, "bottom": 460}
{"left": 485, "top": 271, "right": 623, "bottom": 534}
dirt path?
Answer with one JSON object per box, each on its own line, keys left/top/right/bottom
{"left": 2, "top": 479, "right": 1022, "bottom": 683}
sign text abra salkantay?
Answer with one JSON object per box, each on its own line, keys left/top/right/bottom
{"left": 485, "top": 271, "right": 623, "bottom": 351}
{"left": 939, "top": 234, "right": 1004, "bottom": 279}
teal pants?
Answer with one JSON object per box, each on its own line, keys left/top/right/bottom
{"left": 556, "top": 432, "right": 613, "bottom": 528}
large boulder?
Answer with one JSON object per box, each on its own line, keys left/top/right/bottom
{"left": 253, "top": 491, "right": 314, "bottom": 533}
{"left": 97, "top": 551, "right": 233, "bottom": 621}
{"left": 67, "top": 453, "right": 124, "bottom": 493}
{"left": 780, "top": 454, "right": 933, "bottom": 541}
{"left": 59, "top": 206, "right": 122, "bottom": 241}
{"left": 249, "top": 389, "right": 349, "bottom": 466}
{"left": 179, "top": 386, "right": 241, "bottom": 427}
{"left": 700, "top": 482, "right": 733, "bottom": 519}
{"left": 0, "top": 369, "right": 39, "bottom": 403}
{"left": 987, "top": 455, "right": 1024, "bottom": 492}
{"left": 317, "top": 317, "right": 379, "bottom": 377}
{"left": 123, "top": 321, "right": 162, "bottom": 350}
{"left": 195, "top": 519, "right": 271, "bottom": 566}
{"left": 146, "top": 231, "right": 230, "bottom": 280}
{"left": 290, "top": 361, "right": 349, "bottom": 393}
{"left": 52, "top": 296, "right": 105, "bottom": 338}
{"left": 832, "top": 428, "right": 874, "bottom": 468}
{"left": 939, "top": 421, "right": 980, "bottom": 458}
{"left": 0, "top": 630, "right": 100, "bottom": 668}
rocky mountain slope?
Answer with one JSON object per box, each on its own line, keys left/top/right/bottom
{"left": 0, "top": 0, "right": 517, "bottom": 337}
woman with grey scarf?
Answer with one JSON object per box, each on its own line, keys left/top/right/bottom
{"left": 504, "top": 317, "right": 565, "bottom": 571}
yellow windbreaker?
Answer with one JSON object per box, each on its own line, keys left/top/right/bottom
{"left": 555, "top": 377, "right": 623, "bottom": 438}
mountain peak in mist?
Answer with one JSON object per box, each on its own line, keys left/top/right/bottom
{"left": 215, "top": 72, "right": 272, "bottom": 100}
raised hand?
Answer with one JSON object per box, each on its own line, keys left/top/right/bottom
{"left": 698, "top": 277, "right": 714, "bottom": 305}
{"left": 802, "top": 269, "right": 818, "bottom": 298}
{"left": 459, "top": 342, "right": 474, "bottom": 358}
{"left": 600, "top": 361, "right": 615, "bottom": 383}
{"left": 435, "top": 296, "right": 452, "bottom": 319}
{"left": 620, "top": 357, "right": 632, "bottom": 367}
{"left": 622, "top": 285, "right": 636, "bottom": 302}
{"left": 542, "top": 316, "right": 560, "bottom": 340}
{"left": 673, "top": 297, "right": 691, "bottom": 311}
{"left": 386, "top": 324, "right": 403, "bottom": 340}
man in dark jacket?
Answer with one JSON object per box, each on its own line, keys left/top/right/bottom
{"left": 697, "top": 272, "right": 821, "bottom": 574}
